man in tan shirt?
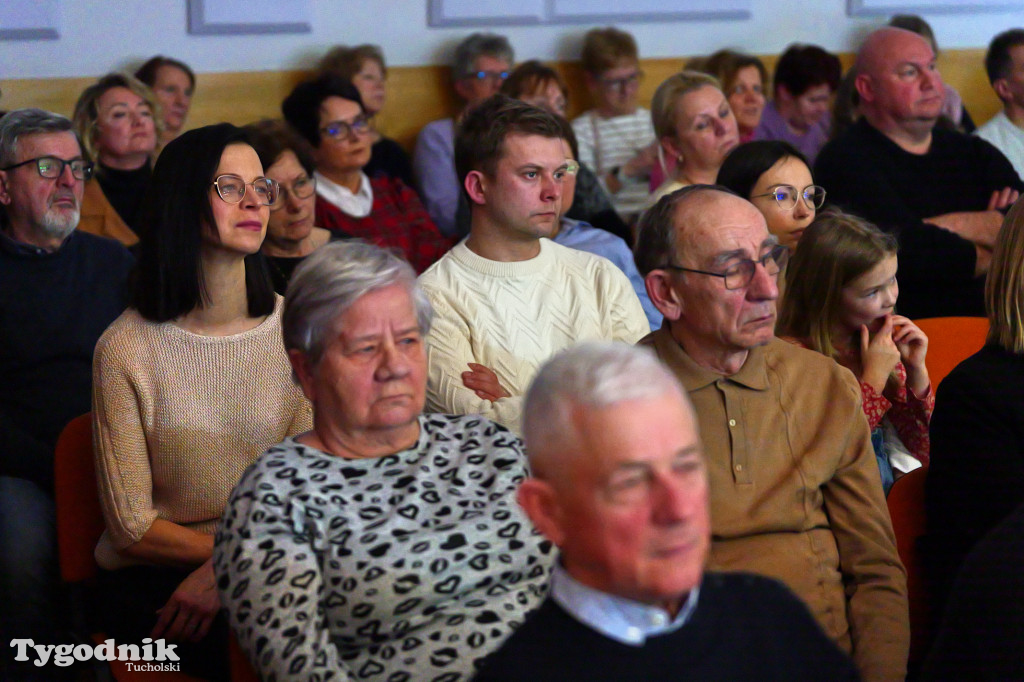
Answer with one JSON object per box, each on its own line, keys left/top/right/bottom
{"left": 634, "top": 185, "right": 909, "bottom": 682}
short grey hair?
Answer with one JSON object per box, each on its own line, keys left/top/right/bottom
{"left": 633, "top": 184, "right": 739, "bottom": 276}
{"left": 0, "top": 108, "right": 81, "bottom": 168}
{"left": 452, "top": 33, "right": 515, "bottom": 82}
{"left": 522, "top": 342, "right": 687, "bottom": 475}
{"left": 282, "top": 241, "right": 433, "bottom": 367}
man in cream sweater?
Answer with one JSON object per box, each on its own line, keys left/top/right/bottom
{"left": 418, "top": 95, "right": 649, "bottom": 433}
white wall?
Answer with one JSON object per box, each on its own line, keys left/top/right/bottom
{"left": 4, "top": 0, "right": 1024, "bottom": 79}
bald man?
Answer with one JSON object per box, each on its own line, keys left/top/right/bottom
{"left": 816, "top": 27, "right": 1023, "bottom": 319}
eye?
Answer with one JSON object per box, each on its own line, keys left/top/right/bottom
{"left": 523, "top": 170, "right": 538, "bottom": 179}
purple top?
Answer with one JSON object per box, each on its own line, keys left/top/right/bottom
{"left": 752, "top": 101, "right": 830, "bottom": 166}
{"left": 412, "top": 118, "right": 459, "bottom": 237}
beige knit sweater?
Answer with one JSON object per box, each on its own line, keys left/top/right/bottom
{"left": 91, "top": 296, "right": 312, "bottom": 570}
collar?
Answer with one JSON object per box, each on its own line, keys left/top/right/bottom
{"left": 550, "top": 562, "right": 699, "bottom": 646}
{"left": 648, "top": 324, "right": 770, "bottom": 392}
{"left": 315, "top": 170, "right": 373, "bottom": 218}
{"left": 0, "top": 225, "right": 73, "bottom": 256}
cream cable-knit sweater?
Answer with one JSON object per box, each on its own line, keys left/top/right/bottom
{"left": 419, "top": 239, "right": 650, "bottom": 432}
{"left": 91, "top": 296, "right": 312, "bottom": 570}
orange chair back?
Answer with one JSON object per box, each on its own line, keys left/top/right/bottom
{"left": 912, "top": 317, "right": 988, "bottom": 389}
{"left": 887, "top": 466, "right": 932, "bottom": 667}
{"left": 53, "top": 412, "right": 104, "bottom": 584}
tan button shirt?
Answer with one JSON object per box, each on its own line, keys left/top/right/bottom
{"left": 641, "top": 328, "right": 909, "bottom": 682}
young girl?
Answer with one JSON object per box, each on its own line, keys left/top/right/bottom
{"left": 777, "top": 208, "right": 933, "bottom": 493}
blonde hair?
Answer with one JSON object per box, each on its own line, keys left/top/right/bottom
{"left": 986, "top": 200, "right": 1024, "bottom": 352}
{"left": 72, "top": 72, "right": 160, "bottom": 165}
{"left": 777, "top": 208, "right": 898, "bottom": 361}
{"left": 650, "top": 70, "right": 721, "bottom": 141}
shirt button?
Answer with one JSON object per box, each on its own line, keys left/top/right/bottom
{"left": 735, "top": 464, "right": 743, "bottom": 472}
{"left": 728, "top": 419, "right": 737, "bottom": 427}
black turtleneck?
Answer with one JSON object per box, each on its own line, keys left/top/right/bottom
{"left": 97, "top": 161, "right": 151, "bottom": 233}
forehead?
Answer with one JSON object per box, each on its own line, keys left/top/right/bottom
{"left": 677, "top": 85, "right": 726, "bottom": 116}
{"left": 266, "top": 149, "right": 303, "bottom": 178}
{"left": 474, "top": 54, "right": 510, "bottom": 71}
{"left": 216, "top": 143, "right": 263, "bottom": 174}
{"left": 496, "top": 132, "right": 565, "bottom": 169}
{"left": 758, "top": 155, "right": 812, "bottom": 186}
{"left": 98, "top": 86, "right": 145, "bottom": 109}
{"left": 319, "top": 96, "right": 361, "bottom": 122}
{"left": 155, "top": 64, "right": 190, "bottom": 86}
{"left": 15, "top": 131, "right": 82, "bottom": 160}
{"left": 849, "top": 253, "right": 899, "bottom": 289}
{"left": 879, "top": 32, "right": 934, "bottom": 70}
{"left": 337, "top": 283, "right": 417, "bottom": 335}
{"left": 673, "top": 192, "right": 770, "bottom": 260}
{"left": 734, "top": 65, "right": 762, "bottom": 84}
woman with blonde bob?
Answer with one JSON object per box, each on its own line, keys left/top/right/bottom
{"left": 649, "top": 71, "right": 739, "bottom": 205}
{"left": 926, "top": 198, "right": 1024, "bottom": 611}
{"left": 777, "top": 208, "right": 932, "bottom": 493}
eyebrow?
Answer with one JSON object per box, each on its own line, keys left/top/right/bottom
{"left": 346, "top": 325, "right": 421, "bottom": 345}
{"left": 708, "top": 238, "right": 779, "bottom": 267}
{"left": 516, "top": 162, "right": 570, "bottom": 173}
{"left": 610, "top": 444, "right": 703, "bottom": 472}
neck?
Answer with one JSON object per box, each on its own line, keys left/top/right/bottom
{"left": 776, "top": 99, "right": 809, "bottom": 134}
{"left": 4, "top": 222, "right": 66, "bottom": 252}
{"left": 320, "top": 168, "right": 363, "bottom": 193}
{"left": 866, "top": 113, "right": 934, "bottom": 155}
{"left": 465, "top": 216, "right": 542, "bottom": 262}
{"left": 262, "top": 228, "right": 324, "bottom": 258}
{"left": 1005, "top": 102, "right": 1024, "bottom": 129}
{"left": 302, "top": 415, "right": 421, "bottom": 460}
{"left": 595, "top": 105, "right": 633, "bottom": 119}
{"left": 670, "top": 322, "right": 750, "bottom": 375}
{"left": 99, "top": 152, "right": 149, "bottom": 172}
{"left": 175, "top": 249, "right": 254, "bottom": 335}
{"left": 673, "top": 164, "right": 717, "bottom": 187}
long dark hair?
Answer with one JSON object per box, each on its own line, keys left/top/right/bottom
{"left": 132, "top": 123, "right": 275, "bottom": 322}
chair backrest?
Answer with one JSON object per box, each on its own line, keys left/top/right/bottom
{"left": 887, "top": 466, "right": 931, "bottom": 667}
{"left": 229, "top": 631, "right": 261, "bottom": 682}
{"left": 53, "top": 412, "right": 104, "bottom": 584}
{"left": 912, "top": 316, "right": 989, "bottom": 389}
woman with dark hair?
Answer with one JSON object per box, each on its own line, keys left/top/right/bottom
{"left": 718, "top": 140, "right": 824, "bottom": 250}
{"left": 699, "top": 49, "right": 769, "bottom": 143}
{"left": 245, "top": 118, "right": 344, "bottom": 293}
{"left": 91, "top": 123, "right": 312, "bottom": 679}
{"left": 283, "top": 73, "right": 450, "bottom": 273}
{"left": 135, "top": 55, "right": 196, "bottom": 150}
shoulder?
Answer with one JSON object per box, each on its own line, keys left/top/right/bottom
{"left": 764, "top": 338, "right": 860, "bottom": 399}
{"left": 418, "top": 245, "right": 463, "bottom": 289}
{"left": 940, "top": 345, "right": 1020, "bottom": 397}
{"left": 421, "top": 413, "right": 525, "bottom": 455}
{"left": 93, "top": 308, "right": 156, "bottom": 371}
{"left": 417, "top": 118, "right": 454, "bottom": 145}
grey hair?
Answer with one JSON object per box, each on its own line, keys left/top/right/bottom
{"left": 522, "top": 342, "right": 687, "bottom": 475}
{"left": 282, "top": 240, "right": 433, "bottom": 367}
{"left": 0, "top": 108, "right": 81, "bottom": 167}
{"left": 452, "top": 33, "right": 515, "bottom": 81}
{"left": 633, "top": 184, "right": 740, "bottom": 276}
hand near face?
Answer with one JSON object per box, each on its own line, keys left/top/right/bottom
{"left": 891, "top": 314, "right": 931, "bottom": 396}
{"left": 151, "top": 559, "right": 220, "bottom": 643}
{"left": 462, "top": 363, "right": 510, "bottom": 402}
{"left": 859, "top": 315, "right": 901, "bottom": 394}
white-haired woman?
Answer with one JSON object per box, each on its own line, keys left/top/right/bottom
{"left": 214, "top": 241, "right": 553, "bottom": 681}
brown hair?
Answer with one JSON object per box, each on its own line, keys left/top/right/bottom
{"left": 986, "top": 200, "right": 1024, "bottom": 352}
{"left": 501, "top": 60, "right": 568, "bottom": 105}
{"left": 243, "top": 118, "right": 317, "bottom": 177}
{"left": 318, "top": 44, "right": 386, "bottom": 80}
{"left": 699, "top": 49, "right": 768, "bottom": 98}
{"left": 135, "top": 56, "right": 196, "bottom": 90}
{"left": 580, "top": 27, "right": 638, "bottom": 75}
{"left": 778, "top": 208, "right": 898, "bottom": 360}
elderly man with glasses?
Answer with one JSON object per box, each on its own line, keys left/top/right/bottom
{"left": 635, "top": 185, "right": 909, "bottom": 682}
{"left": 0, "top": 108, "right": 134, "bottom": 680}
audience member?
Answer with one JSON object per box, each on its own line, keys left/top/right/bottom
{"left": 634, "top": 185, "right": 909, "bottom": 681}
{"left": 419, "top": 95, "right": 648, "bottom": 432}
{"left": 318, "top": 43, "right": 416, "bottom": 190}
{"left": 0, "top": 108, "right": 133, "bottom": 682}
{"left": 91, "top": 123, "right": 311, "bottom": 679}
{"left": 573, "top": 27, "right": 657, "bottom": 223}
{"left": 72, "top": 73, "right": 158, "bottom": 246}
{"left": 924, "top": 197, "right": 1024, "bottom": 618}
{"left": 649, "top": 71, "right": 739, "bottom": 204}
{"left": 283, "top": 74, "right": 449, "bottom": 273}
{"left": 501, "top": 60, "right": 631, "bottom": 244}
{"left": 414, "top": 32, "right": 514, "bottom": 237}
{"left": 550, "top": 116, "right": 661, "bottom": 330}
{"left": 215, "top": 241, "right": 553, "bottom": 681}
{"left": 921, "top": 500, "right": 1024, "bottom": 682}
{"left": 135, "top": 55, "right": 195, "bottom": 151}
{"left": 778, "top": 209, "right": 932, "bottom": 494}
{"left": 815, "top": 27, "right": 1024, "bottom": 319}
{"left": 753, "top": 44, "right": 841, "bottom": 165}
{"left": 475, "top": 342, "right": 860, "bottom": 682}
{"left": 698, "top": 49, "right": 768, "bottom": 143}
{"left": 717, "top": 140, "right": 822, "bottom": 250}
{"left": 244, "top": 118, "right": 343, "bottom": 294}
{"left": 976, "top": 29, "right": 1024, "bottom": 180}
{"left": 889, "top": 14, "right": 975, "bottom": 133}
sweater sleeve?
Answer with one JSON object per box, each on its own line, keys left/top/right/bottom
{"left": 597, "top": 259, "right": 652, "bottom": 344}
{"left": 413, "top": 121, "right": 460, "bottom": 238}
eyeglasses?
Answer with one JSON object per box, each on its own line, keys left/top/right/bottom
{"left": 565, "top": 160, "right": 580, "bottom": 176}
{"left": 320, "top": 115, "right": 371, "bottom": 141}
{"left": 751, "top": 184, "right": 826, "bottom": 211}
{"left": 660, "top": 244, "right": 789, "bottom": 290}
{"left": 270, "top": 174, "right": 316, "bottom": 211}
{"left": 599, "top": 71, "right": 643, "bottom": 92}
{"left": 469, "top": 70, "right": 509, "bottom": 84}
{"left": 1, "top": 156, "right": 94, "bottom": 181}
{"left": 211, "top": 174, "right": 279, "bottom": 206}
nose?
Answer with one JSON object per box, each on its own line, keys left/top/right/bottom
{"left": 747, "top": 259, "right": 780, "bottom": 301}
{"left": 882, "top": 281, "right": 899, "bottom": 309}
{"left": 541, "top": 172, "right": 562, "bottom": 204}
{"left": 650, "top": 473, "right": 697, "bottom": 525}
{"left": 56, "top": 162, "right": 77, "bottom": 187}
{"left": 793, "top": 195, "right": 811, "bottom": 219}
{"left": 285, "top": 187, "right": 303, "bottom": 213}
{"left": 239, "top": 183, "right": 262, "bottom": 210}
{"left": 374, "top": 340, "right": 411, "bottom": 381}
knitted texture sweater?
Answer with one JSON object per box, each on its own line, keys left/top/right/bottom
{"left": 418, "top": 239, "right": 650, "bottom": 432}
{"left": 91, "top": 296, "right": 312, "bottom": 569}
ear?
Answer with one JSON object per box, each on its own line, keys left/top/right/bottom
{"left": 645, "top": 270, "right": 684, "bottom": 320}
{"left": 854, "top": 73, "right": 874, "bottom": 104}
{"left": 660, "top": 136, "right": 683, "bottom": 163}
{"left": 994, "top": 78, "right": 1013, "bottom": 104}
{"left": 453, "top": 77, "right": 473, "bottom": 102}
{"left": 464, "top": 170, "right": 487, "bottom": 206}
{"left": 288, "top": 348, "right": 317, "bottom": 404}
{"left": 0, "top": 171, "right": 11, "bottom": 206}
{"left": 516, "top": 478, "right": 567, "bottom": 547}
{"left": 776, "top": 84, "right": 794, "bottom": 105}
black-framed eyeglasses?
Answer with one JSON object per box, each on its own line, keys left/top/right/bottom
{"left": 211, "top": 174, "right": 279, "bottom": 206}
{"left": 599, "top": 71, "right": 643, "bottom": 91}
{"left": 470, "top": 70, "right": 509, "bottom": 84}
{"left": 319, "top": 115, "right": 371, "bottom": 141}
{"left": 660, "top": 244, "right": 789, "bottom": 290}
{"left": 270, "top": 174, "right": 316, "bottom": 212}
{"left": 1, "top": 156, "right": 94, "bottom": 181}
{"left": 751, "top": 184, "right": 826, "bottom": 211}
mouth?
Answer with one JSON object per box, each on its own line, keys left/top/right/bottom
{"left": 51, "top": 194, "right": 77, "bottom": 209}
{"left": 236, "top": 220, "right": 263, "bottom": 231}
